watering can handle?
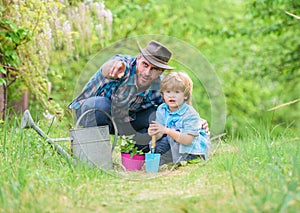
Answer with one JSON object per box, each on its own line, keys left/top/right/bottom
{"left": 75, "top": 109, "right": 118, "bottom": 153}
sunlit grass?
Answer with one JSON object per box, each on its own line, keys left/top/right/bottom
{"left": 0, "top": 115, "right": 299, "bottom": 212}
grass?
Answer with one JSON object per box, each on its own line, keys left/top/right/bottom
{"left": 0, "top": 115, "right": 299, "bottom": 213}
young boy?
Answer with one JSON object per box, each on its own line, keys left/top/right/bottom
{"left": 148, "top": 72, "right": 210, "bottom": 164}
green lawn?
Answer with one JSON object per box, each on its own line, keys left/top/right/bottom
{"left": 0, "top": 117, "right": 299, "bottom": 212}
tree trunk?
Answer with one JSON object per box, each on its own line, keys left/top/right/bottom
{"left": 12, "top": 88, "right": 29, "bottom": 115}
{"left": 0, "top": 72, "right": 29, "bottom": 119}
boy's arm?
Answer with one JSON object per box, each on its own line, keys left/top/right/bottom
{"left": 149, "top": 121, "right": 195, "bottom": 145}
{"left": 164, "top": 127, "right": 194, "bottom": 145}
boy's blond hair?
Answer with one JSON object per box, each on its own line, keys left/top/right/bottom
{"left": 160, "top": 72, "right": 193, "bottom": 104}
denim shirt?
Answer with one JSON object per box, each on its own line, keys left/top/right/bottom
{"left": 156, "top": 102, "right": 210, "bottom": 158}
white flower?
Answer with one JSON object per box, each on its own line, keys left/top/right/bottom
{"left": 121, "top": 140, "right": 127, "bottom": 146}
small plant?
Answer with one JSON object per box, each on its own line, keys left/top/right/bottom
{"left": 118, "top": 135, "right": 144, "bottom": 158}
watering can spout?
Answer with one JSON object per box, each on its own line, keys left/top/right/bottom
{"left": 21, "top": 109, "right": 35, "bottom": 129}
{"left": 21, "top": 109, "right": 74, "bottom": 163}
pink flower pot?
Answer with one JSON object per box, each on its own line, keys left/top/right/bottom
{"left": 121, "top": 153, "right": 145, "bottom": 171}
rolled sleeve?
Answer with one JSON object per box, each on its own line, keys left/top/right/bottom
{"left": 181, "top": 113, "right": 201, "bottom": 136}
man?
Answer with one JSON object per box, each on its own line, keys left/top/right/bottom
{"left": 68, "top": 40, "right": 208, "bottom": 152}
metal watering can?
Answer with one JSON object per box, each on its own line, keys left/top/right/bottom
{"left": 21, "top": 109, "right": 118, "bottom": 170}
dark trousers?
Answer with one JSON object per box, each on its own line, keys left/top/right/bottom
{"left": 75, "top": 96, "right": 156, "bottom": 152}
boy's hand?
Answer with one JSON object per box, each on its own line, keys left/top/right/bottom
{"left": 202, "top": 119, "right": 210, "bottom": 136}
{"left": 148, "top": 121, "right": 166, "bottom": 136}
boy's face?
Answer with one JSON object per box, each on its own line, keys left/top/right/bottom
{"left": 162, "top": 89, "right": 186, "bottom": 112}
{"left": 136, "top": 55, "right": 163, "bottom": 91}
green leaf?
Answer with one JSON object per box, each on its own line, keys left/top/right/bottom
{"left": 0, "top": 66, "right": 6, "bottom": 74}
{"left": 4, "top": 49, "right": 15, "bottom": 56}
{"left": 11, "top": 33, "right": 20, "bottom": 44}
{"left": 0, "top": 78, "right": 6, "bottom": 86}
{"left": 0, "top": 20, "right": 17, "bottom": 32}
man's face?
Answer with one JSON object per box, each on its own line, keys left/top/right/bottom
{"left": 136, "top": 55, "right": 164, "bottom": 91}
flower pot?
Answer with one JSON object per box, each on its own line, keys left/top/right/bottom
{"left": 121, "top": 153, "right": 145, "bottom": 171}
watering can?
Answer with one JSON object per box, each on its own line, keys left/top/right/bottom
{"left": 21, "top": 109, "right": 118, "bottom": 170}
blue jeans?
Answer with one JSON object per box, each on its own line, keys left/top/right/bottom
{"left": 154, "top": 134, "right": 206, "bottom": 164}
{"left": 75, "top": 96, "right": 156, "bottom": 150}
{"left": 155, "top": 134, "right": 171, "bottom": 154}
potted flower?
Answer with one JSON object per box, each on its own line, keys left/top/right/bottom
{"left": 118, "top": 135, "right": 145, "bottom": 171}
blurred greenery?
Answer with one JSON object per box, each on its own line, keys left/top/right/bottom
{"left": 1, "top": 0, "right": 299, "bottom": 136}
{"left": 103, "top": 0, "right": 300, "bottom": 136}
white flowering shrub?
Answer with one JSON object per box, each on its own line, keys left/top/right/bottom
{"left": 0, "top": 0, "right": 113, "bottom": 117}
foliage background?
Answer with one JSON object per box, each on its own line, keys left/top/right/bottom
{"left": 2, "top": 0, "right": 299, "bottom": 136}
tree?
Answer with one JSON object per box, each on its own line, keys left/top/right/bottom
{"left": 0, "top": 0, "right": 112, "bottom": 120}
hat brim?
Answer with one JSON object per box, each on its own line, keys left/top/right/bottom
{"left": 138, "top": 43, "right": 174, "bottom": 70}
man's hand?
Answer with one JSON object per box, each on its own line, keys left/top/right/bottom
{"left": 102, "top": 59, "right": 126, "bottom": 79}
{"left": 202, "top": 119, "right": 210, "bottom": 136}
